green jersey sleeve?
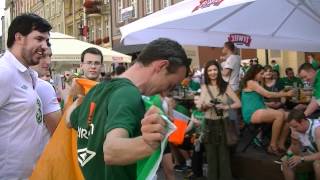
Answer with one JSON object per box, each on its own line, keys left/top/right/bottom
{"left": 105, "top": 86, "right": 145, "bottom": 137}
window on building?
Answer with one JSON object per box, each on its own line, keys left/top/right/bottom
{"left": 57, "top": 24, "right": 61, "bottom": 33}
{"left": 56, "top": 0, "right": 60, "bottom": 14}
{"left": 117, "top": 0, "right": 123, "bottom": 22}
{"left": 104, "top": 17, "right": 109, "bottom": 37}
{"left": 77, "top": 22, "right": 82, "bottom": 39}
{"left": 45, "top": 3, "right": 50, "bottom": 18}
{"left": 145, "top": 0, "right": 153, "bottom": 15}
{"left": 96, "top": 19, "right": 102, "bottom": 40}
{"left": 162, "top": 0, "right": 171, "bottom": 8}
{"left": 129, "top": 0, "right": 138, "bottom": 18}
{"left": 67, "top": 25, "right": 73, "bottom": 36}
{"left": 89, "top": 20, "right": 95, "bottom": 42}
{"left": 51, "top": 0, "right": 55, "bottom": 17}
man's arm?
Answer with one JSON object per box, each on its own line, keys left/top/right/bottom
{"left": 103, "top": 106, "right": 165, "bottom": 165}
{"left": 289, "top": 128, "right": 320, "bottom": 167}
{"left": 303, "top": 128, "right": 320, "bottom": 161}
{"left": 222, "top": 68, "right": 232, "bottom": 77}
{"left": 65, "top": 97, "right": 83, "bottom": 128}
{"left": 289, "top": 129, "right": 301, "bottom": 155}
{"left": 44, "top": 110, "right": 62, "bottom": 135}
{"left": 304, "top": 98, "right": 319, "bottom": 116}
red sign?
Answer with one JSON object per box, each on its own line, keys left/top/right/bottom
{"left": 228, "top": 33, "right": 252, "bottom": 47}
{"left": 192, "top": 0, "right": 224, "bottom": 12}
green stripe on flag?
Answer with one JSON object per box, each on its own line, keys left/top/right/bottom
{"left": 136, "top": 96, "right": 176, "bottom": 180}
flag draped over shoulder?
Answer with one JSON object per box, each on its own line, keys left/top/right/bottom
{"left": 30, "top": 79, "right": 97, "bottom": 180}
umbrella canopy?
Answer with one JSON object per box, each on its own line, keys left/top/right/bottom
{"left": 120, "top": 0, "right": 320, "bottom": 52}
{"left": 50, "top": 32, "right": 131, "bottom": 63}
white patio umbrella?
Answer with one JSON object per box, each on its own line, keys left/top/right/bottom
{"left": 50, "top": 32, "right": 131, "bottom": 63}
{"left": 120, "top": 0, "right": 320, "bottom": 52}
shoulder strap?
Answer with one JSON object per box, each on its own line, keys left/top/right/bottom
{"left": 206, "top": 84, "right": 215, "bottom": 100}
{"left": 308, "top": 119, "right": 318, "bottom": 152}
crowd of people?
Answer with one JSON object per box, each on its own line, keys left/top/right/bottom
{"left": 1, "top": 13, "right": 320, "bottom": 180}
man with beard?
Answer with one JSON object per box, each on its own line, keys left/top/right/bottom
{"left": 0, "top": 14, "right": 51, "bottom": 179}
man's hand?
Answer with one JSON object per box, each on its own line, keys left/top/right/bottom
{"left": 141, "top": 106, "right": 166, "bottom": 150}
{"left": 68, "top": 78, "right": 85, "bottom": 98}
{"left": 65, "top": 95, "right": 83, "bottom": 128}
{"left": 288, "top": 155, "right": 302, "bottom": 168}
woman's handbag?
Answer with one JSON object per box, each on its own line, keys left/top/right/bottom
{"left": 223, "top": 117, "right": 239, "bottom": 146}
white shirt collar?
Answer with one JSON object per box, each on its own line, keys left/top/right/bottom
{"left": 3, "top": 50, "right": 38, "bottom": 88}
{"left": 3, "top": 50, "right": 28, "bottom": 72}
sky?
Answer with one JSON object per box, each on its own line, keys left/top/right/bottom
{"left": 0, "top": 0, "right": 4, "bottom": 36}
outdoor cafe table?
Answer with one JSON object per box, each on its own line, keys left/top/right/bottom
{"left": 173, "top": 95, "right": 195, "bottom": 110}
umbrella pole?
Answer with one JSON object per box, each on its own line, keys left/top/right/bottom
{"left": 265, "top": 49, "right": 269, "bottom": 65}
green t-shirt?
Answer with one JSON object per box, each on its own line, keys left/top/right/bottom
{"left": 311, "top": 59, "right": 319, "bottom": 70}
{"left": 189, "top": 80, "right": 200, "bottom": 91}
{"left": 313, "top": 70, "right": 320, "bottom": 100}
{"left": 272, "top": 64, "right": 280, "bottom": 72}
{"left": 279, "top": 76, "right": 303, "bottom": 89}
{"left": 70, "top": 78, "right": 145, "bottom": 180}
{"left": 175, "top": 104, "right": 190, "bottom": 117}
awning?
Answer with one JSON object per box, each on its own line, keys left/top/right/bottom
{"left": 50, "top": 32, "right": 131, "bottom": 63}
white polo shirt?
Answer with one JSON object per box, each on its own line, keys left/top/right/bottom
{"left": 0, "top": 51, "right": 44, "bottom": 179}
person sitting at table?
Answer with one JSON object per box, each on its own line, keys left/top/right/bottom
{"left": 280, "top": 67, "right": 304, "bottom": 89}
{"left": 307, "top": 53, "right": 319, "bottom": 70}
{"left": 241, "top": 64, "right": 294, "bottom": 155}
{"left": 298, "top": 63, "right": 320, "bottom": 119}
{"left": 263, "top": 65, "right": 283, "bottom": 109}
{"left": 195, "top": 60, "right": 241, "bottom": 180}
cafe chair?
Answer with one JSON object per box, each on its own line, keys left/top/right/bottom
{"left": 240, "top": 123, "right": 271, "bottom": 153}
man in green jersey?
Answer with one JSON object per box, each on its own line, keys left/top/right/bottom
{"left": 271, "top": 59, "right": 280, "bottom": 73}
{"left": 298, "top": 63, "right": 320, "bottom": 118}
{"left": 66, "top": 38, "right": 190, "bottom": 180}
{"left": 307, "top": 53, "right": 319, "bottom": 70}
{"left": 280, "top": 67, "right": 303, "bottom": 89}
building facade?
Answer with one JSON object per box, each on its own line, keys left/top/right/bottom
{"left": 64, "top": 0, "right": 111, "bottom": 47}
{"left": 5, "top": 0, "right": 111, "bottom": 48}
{"left": 111, "top": 0, "right": 183, "bottom": 48}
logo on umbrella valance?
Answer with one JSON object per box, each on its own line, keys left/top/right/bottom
{"left": 192, "top": 0, "right": 224, "bottom": 12}
{"left": 228, "top": 33, "right": 252, "bottom": 47}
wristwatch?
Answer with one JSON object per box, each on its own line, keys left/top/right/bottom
{"left": 300, "top": 156, "right": 305, "bottom": 163}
